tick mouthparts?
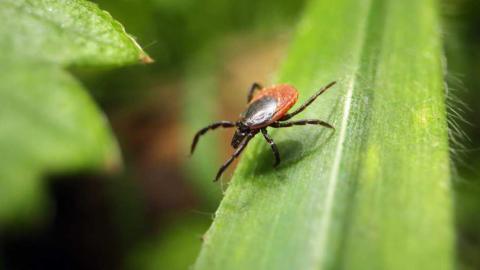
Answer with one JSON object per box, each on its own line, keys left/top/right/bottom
{"left": 231, "top": 131, "right": 246, "bottom": 148}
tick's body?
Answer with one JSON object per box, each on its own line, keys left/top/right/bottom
{"left": 244, "top": 84, "right": 298, "bottom": 128}
{"left": 191, "top": 81, "right": 336, "bottom": 181}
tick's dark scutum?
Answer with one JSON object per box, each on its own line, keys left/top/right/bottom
{"left": 241, "top": 96, "right": 278, "bottom": 128}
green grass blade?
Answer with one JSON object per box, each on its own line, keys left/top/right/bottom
{"left": 194, "top": 0, "right": 454, "bottom": 269}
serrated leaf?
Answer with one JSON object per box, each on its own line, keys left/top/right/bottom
{"left": 0, "top": 0, "right": 151, "bottom": 66}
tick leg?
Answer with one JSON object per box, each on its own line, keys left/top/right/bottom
{"left": 214, "top": 133, "right": 255, "bottom": 182}
{"left": 271, "top": 119, "right": 334, "bottom": 130}
{"left": 247, "top": 82, "right": 263, "bottom": 102}
{"left": 261, "top": 128, "right": 280, "bottom": 167}
{"left": 191, "top": 121, "right": 236, "bottom": 154}
{"left": 280, "top": 81, "right": 336, "bottom": 121}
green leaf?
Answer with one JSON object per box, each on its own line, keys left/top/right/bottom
{"left": 194, "top": 0, "right": 454, "bottom": 269}
{"left": 0, "top": 61, "right": 120, "bottom": 224}
{"left": 0, "top": 0, "right": 151, "bottom": 66}
{"left": 0, "top": 0, "right": 150, "bottom": 226}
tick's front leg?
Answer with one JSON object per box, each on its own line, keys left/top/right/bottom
{"left": 191, "top": 121, "right": 236, "bottom": 154}
{"left": 214, "top": 133, "right": 255, "bottom": 182}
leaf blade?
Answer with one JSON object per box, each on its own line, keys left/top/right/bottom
{"left": 0, "top": 0, "right": 151, "bottom": 66}
{"left": 194, "top": 0, "right": 454, "bottom": 269}
{"left": 0, "top": 61, "right": 121, "bottom": 225}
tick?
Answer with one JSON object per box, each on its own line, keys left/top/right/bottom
{"left": 191, "top": 81, "right": 336, "bottom": 182}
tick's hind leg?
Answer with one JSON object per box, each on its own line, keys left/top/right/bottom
{"left": 247, "top": 82, "right": 263, "bottom": 102}
{"left": 261, "top": 128, "right": 280, "bottom": 167}
{"left": 271, "top": 119, "right": 334, "bottom": 130}
{"left": 214, "top": 133, "right": 254, "bottom": 182}
{"left": 280, "top": 81, "right": 336, "bottom": 121}
{"left": 191, "top": 121, "right": 236, "bottom": 154}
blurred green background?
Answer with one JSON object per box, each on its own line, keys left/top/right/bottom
{"left": 1, "top": 0, "right": 480, "bottom": 269}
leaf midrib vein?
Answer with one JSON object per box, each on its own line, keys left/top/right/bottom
{"left": 311, "top": 0, "right": 373, "bottom": 267}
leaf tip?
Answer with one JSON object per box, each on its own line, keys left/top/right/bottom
{"left": 140, "top": 54, "right": 154, "bottom": 64}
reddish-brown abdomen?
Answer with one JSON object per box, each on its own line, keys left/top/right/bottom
{"left": 250, "top": 84, "right": 298, "bottom": 122}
